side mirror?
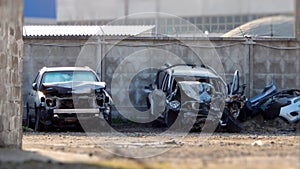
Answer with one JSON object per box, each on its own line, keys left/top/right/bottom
{"left": 230, "top": 70, "right": 240, "bottom": 95}
{"left": 144, "top": 84, "right": 153, "bottom": 94}
{"left": 144, "top": 83, "right": 153, "bottom": 90}
{"left": 32, "top": 83, "right": 37, "bottom": 91}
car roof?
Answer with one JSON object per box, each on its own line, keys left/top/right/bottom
{"left": 167, "top": 65, "right": 220, "bottom": 79}
{"left": 40, "top": 66, "right": 94, "bottom": 72}
{"left": 37, "top": 67, "right": 100, "bottom": 82}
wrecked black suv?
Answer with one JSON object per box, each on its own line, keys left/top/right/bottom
{"left": 24, "top": 67, "right": 112, "bottom": 131}
{"left": 145, "top": 64, "right": 227, "bottom": 130}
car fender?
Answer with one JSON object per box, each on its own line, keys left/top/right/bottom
{"left": 35, "top": 91, "right": 46, "bottom": 108}
{"left": 279, "top": 97, "right": 300, "bottom": 123}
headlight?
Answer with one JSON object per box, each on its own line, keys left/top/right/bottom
{"left": 104, "top": 106, "right": 111, "bottom": 114}
{"left": 191, "top": 102, "right": 200, "bottom": 110}
{"left": 46, "top": 98, "right": 56, "bottom": 107}
{"left": 225, "top": 97, "right": 231, "bottom": 103}
{"left": 169, "top": 100, "right": 181, "bottom": 111}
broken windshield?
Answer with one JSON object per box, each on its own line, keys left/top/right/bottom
{"left": 42, "top": 71, "right": 98, "bottom": 83}
{"left": 177, "top": 81, "right": 215, "bottom": 100}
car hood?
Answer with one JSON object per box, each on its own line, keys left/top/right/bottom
{"left": 41, "top": 81, "right": 106, "bottom": 95}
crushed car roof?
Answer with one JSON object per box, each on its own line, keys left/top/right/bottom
{"left": 170, "top": 65, "right": 220, "bottom": 78}
{"left": 40, "top": 66, "right": 95, "bottom": 72}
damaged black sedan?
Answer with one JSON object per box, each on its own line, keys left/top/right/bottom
{"left": 24, "top": 67, "right": 112, "bottom": 131}
{"left": 145, "top": 64, "right": 235, "bottom": 131}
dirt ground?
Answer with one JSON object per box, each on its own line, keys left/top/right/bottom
{"left": 17, "top": 117, "right": 299, "bottom": 169}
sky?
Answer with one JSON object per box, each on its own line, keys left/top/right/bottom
{"left": 24, "top": 0, "right": 56, "bottom": 18}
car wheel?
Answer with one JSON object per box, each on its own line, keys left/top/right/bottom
{"left": 106, "top": 112, "right": 112, "bottom": 126}
{"left": 226, "top": 113, "right": 242, "bottom": 133}
{"left": 26, "top": 103, "right": 35, "bottom": 129}
{"left": 28, "top": 114, "right": 34, "bottom": 129}
{"left": 34, "top": 108, "right": 44, "bottom": 132}
{"left": 261, "top": 101, "right": 282, "bottom": 120}
{"left": 23, "top": 104, "right": 30, "bottom": 128}
{"left": 165, "top": 110, "right": 180, "bottom": 129}
{"left": 104, "top": 105, "right": 112, "bottom": 126}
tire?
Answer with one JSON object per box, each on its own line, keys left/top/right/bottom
{"left": 106, "top": 112, "right": 112, "bottom": 126}
{"left": 104, "top": 105, "right": 112, "bottom": 126}
{"left": 23, "top": 104, "right": 30, "bottom": 128}
{"left": 25, "top": 103, "right": 36, "bottom": 129}
{"left": 261, "top": 101, "right": 282, "bottom": 120}
{"left": 28, "top": 114, "right": 35, "bottom": 129}
{"left": 34, "top": 108, "right": 44, "bottom": 132}
{"left": 226, "top": 114, "right": 242, "bottom": 133}
{"left": 165, "top": 110, "right": 180, "bottom": 128}
{"left": 151, "top": 118, "right": 166, "bottom": 128}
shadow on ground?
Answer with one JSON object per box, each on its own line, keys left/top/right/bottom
{"left": 0, "top": 161, "right": 111, "bottom": 169}
{"left": 0, "top": 149, "right": 114, "bottom": 169}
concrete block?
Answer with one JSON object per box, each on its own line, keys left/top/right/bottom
{"left": 253, "top": 75, "right": 269, "bottom": 91}
{"left": 0, "top": 0, "right": 23, "bottom": 148}
{"left": 283, "top": 75, "right": 298, "bottom": 89}
{"left": 269, "top": 61, "right": 283, "bottom": 74}
{"left": 285, "top": 61, "right": 298, "bottom": 74}
{"left": 254, "top": 62, "right": 268, "bottom": 74}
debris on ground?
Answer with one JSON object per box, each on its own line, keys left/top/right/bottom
{"left": 240, "top": 114, "right": 297, "bottom": 133}
{"left": 251, "top": 140, "right": 263, "bottom": 146}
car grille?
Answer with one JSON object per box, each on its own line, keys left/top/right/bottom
{"left": 58, "top": 97, "right": 96, "bottom": 109}
{"left": 59, "top": 99, "right": 74, "bottom": 109}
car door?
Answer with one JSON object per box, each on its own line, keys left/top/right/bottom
{"left": 27, "top": 72, "right": 40, "bottom": 116}
{"left": 162, "top": 73, "right": 170, "bottom": 92}
{"left": 156, "top": 70, "right": 166, "bottom": 90}
{"left": 148, "top": 70, "right": 168, "bottom": 116}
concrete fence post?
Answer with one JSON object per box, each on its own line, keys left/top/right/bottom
{"left": 243, "top": 38, "right": 255, "bottom": 98}
{"left": 295, "top": 0, "right": 300, "bottom": 40}
{"left": 248, "top": 42, "right": 255, "bottom": 97}
{"left": 0, "top": 0, "right": 23, "bottom": 148}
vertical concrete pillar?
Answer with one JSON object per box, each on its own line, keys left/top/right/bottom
{"left": 295, "top": 0, "right": 300, "bottom": 39}
{"left": 248, "top": 43, "right": 254, "bottom": 97}
{"left": 0, "top": 0, "right": 23, "bottom": 148}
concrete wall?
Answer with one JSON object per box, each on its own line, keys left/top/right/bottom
{"left": 23, "top": 36, "right": 300, "bottom": 119}
{"left": 0, "top": 0, "right": 23, "bottom": 148}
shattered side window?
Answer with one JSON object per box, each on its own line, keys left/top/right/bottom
{"left": 162, "top": 74, "right": 170, "bottom": 92}
{"left": 157, "top": 71, "right": 166, "bottom": 89}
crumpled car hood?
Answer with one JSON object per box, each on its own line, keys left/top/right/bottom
{"left": 41, "top": 81, "right": 106, "bottom": 95}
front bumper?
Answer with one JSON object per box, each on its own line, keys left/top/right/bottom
{"left": 53, "top": 109, "right": 104, "bottom": 120}
{"left": 54, "top": 108, "right": 101, "bottom": 114}
{"left": 38, "top": 108, "right": 103, "bottom": 125}
{"left": 180, "top": 101, "right": 210, "bottom": 116}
